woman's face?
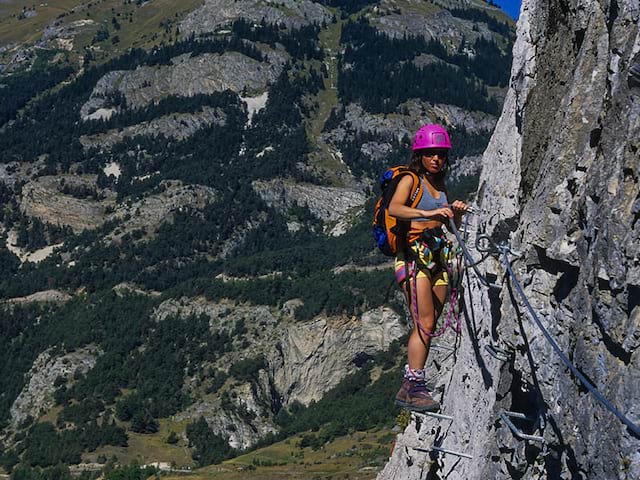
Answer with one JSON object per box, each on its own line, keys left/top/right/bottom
{"left": 419, "top": 149, "right": 448, "bottom": 174}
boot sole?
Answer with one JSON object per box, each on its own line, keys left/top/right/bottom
{"left": 395, "top": 399, "right": 441, "bottom": 412}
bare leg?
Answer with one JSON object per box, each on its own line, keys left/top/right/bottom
{"left": 406, "top": 277, "right": 449, "bottom": 370}
{"left": 396, "top": 274, "right": 448, "bottom": 412}
{"left": 407, "top": 275, "right": 436, "bottom": 370}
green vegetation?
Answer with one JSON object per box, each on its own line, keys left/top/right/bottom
{"left": 276, "top": 362, "right": 402, "bottom": 443}
{"left": 230, "top": 19, "right": 323, "bottom": 60}
{"left": 19, "top": 420, "right": 127, "bottom": 468}
{"left": 338, "top": 17, "right": 511, "bottom": 114}
{"left": 82, "top": 91, "right": 239, "bottom": 134}
{"left": 0, "top": 65, "right": 73, "bottom": 127}
{"left": 317, "top": 0, "right": 378, "bottom": 14}
{"left": 14, "top": 218, "right": 72, "bottom": 251}
{"left": 450, "top": 6, "right": 514, "bottom": 38}
{"left": 0, "top": 2, "right": 513, "bottom": 473}
{"left": 186, "top": 417, "right": 234, "bottom": 466}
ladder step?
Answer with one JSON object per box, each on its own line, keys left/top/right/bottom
{"left": 485, "top": 344, "right": 510, "bottom": 361}
{"left": 415, "top": 411, "right": 454, "bottom": 421}
{"left": 411, "top": 445, "right": 472, "bottom": 459}
{"left": 499, "top": 410, "right": 545, "bottom": 443}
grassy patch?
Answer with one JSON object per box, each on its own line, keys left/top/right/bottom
{"left": 161, "top": 429, "right": 395, "bottom": 480}
{"left": 305, "top": 17, "right": 349, "bottom": 185}
{"left": 0, "top": 0, "right": 202, "bottom": 67}
{"left": 389, "top": 0, "right": 440, "bottom": 17}
{"left": 83, "top": 418, "right": 194, "bottom": 468}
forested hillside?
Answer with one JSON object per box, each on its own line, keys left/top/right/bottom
{"left": 0, "top": 0, "right": 514, "bottom": 478}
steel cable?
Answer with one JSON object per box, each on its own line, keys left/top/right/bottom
{"left": 447, "top": 219, "right": 501, "bottom": 290}
{"left": 499, "top": 248, "right": 640, "bottom": 437}
{"left": 447, "top": 214, "right": 639, "bottom": 437}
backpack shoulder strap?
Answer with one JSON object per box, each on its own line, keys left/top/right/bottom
{"left": 400, "top": 170, "right": 422, "bottom": 209}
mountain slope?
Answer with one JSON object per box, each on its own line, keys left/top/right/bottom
{"left": 0, "top": 0, "right": 515, "bottom": 476}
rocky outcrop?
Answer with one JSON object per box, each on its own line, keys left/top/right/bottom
{"left": 269, "top": 307, "right": 405, "bottom": 406}
{"left": 106, "top": 180, "right": 217, "bottom": 242}
{"left": 448, "top": 154, "right": 482, "bottom": 185}
{"left": 81, "top": 49, "right": 287, "bottom": 116}
{"left": 180, "top": 0, "right": 333, "bottom": 36}
{"left": 6, "top": 228, "right": 64, "bottom": 263}
{"left": 371, "top": 1, "right": 501, "bottom": 46}
{"left": 251, "top": 178, "right": 368, "bottom": 229}
{"left": 19, "top": 176, "right": 216, "bottom": 240}
{"left": 155, "top": 297, "right": 404, "bottom": 448}
{"left": 6, "top": 289, "right": 71, "bottom": 304}
{"left": 20, "top": 175, "right": 114, "bottom": 233}
{"left": 9, "top": 346, "right": 101, "bottom": 427}
{"left": 79, "top": 107, "right": 226, "bottom": 150}
{"left": 381, "top": 0, "right": 640, "bottom": 479}
{"left": 325, "top": 102, "right": 496, "bottom": 146}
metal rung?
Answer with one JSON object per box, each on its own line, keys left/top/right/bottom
{"left": 411, "top": 445, "right": 473, "bottom": 459}
{"left": 416, "top": 411, "right": 454, "bottom": 421}
{"left": 485, "top": 344, "right": 510, "bottom": 361}
{"left": 499, "top": 410, "right": 545, "bottom": 443}
{"left": 431, "top": 344, "right": 455, "bottom": 352}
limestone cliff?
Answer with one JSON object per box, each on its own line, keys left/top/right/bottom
{"left": 9, "top": 346, "right": 101, "bottom": 428}
{"left": 80, "top": 49, "right": 287, "bottom": 116}
{"left": 180, "top": 0, "right": 333, "bottom": 36}
{"left": 380, "top": 0, "right": 640, "bottom": 479}
{"left": 154, "top": 297, "right": 404, "bottom": 449}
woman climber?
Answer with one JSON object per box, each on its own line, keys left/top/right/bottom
{"left": 389, "top": 124, "right": 468, "bottom": 412}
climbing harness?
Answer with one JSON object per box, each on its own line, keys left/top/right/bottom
{"left": 406, "top": 228, "right": 465, "bottom": 339}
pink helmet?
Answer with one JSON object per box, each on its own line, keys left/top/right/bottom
{"left": 412, "top": 124, "right": 452, "bottom": 151}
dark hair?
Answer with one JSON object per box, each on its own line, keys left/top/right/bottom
{"left": 408, "top": 151, "right": 448, "bottom": 182}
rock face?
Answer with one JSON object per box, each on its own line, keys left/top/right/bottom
{"left": 155, "top": 297, "right": 404, "bottom": 449}
{"left": 81, "top": 50, "right": 286, "bottom": 115}
{"left": 269, "top": 307, "right": 405, "bottom": 406}
{"left": 106, "top": 180, "right": 217, "bottom": 243}
{"left": 372, "top": 0, "right": 500, "bottom": 45}
{"left": 6, "top": 289, "right": 72, "bottom": 304}
{"left": 180, "top": 0, "right": 333, "bottom": 36}
{"left": 9, "top": 346, "right": 101, "bottom": 427}
{"left": 20, "top": 175, "right": 114, "bottom": 233}
{"left": 19, "top": 176, "right": 216, "bottom": 240}
{"left": 325, "top": 101, "right": 496, "bottom": 146}
{"left": 79, "top": 107, "right": 226, "bottom": 150}
{"left": 251, "top": 178, "right": 368, "bottom": 227}
{"left": 380, "top": 1, "right": 640, "bottom": 479}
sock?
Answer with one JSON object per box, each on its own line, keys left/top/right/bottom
{"left": 404, "top": 364, "right": 425, "bottom": 382}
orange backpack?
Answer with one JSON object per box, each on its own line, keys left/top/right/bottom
{"left": 373, "top": 166, "right": 423, "bottom": 256}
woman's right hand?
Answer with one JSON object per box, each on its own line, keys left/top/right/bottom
{"left": 429, "top": 207, "right": 454, "bottom": 219}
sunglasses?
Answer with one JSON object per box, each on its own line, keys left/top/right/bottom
{"left": 420, "top": 150, "right": 448, "bottom": 159}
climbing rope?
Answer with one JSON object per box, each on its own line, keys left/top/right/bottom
{"left": 448, "top": 218, "right": 640, "bottom": 437}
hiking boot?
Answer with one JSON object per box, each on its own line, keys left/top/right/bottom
{"left": 395, "top": 378, "right": 441, "bottom": 412}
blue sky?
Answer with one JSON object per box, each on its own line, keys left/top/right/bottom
{"left": 493, "top": 0, "right": 521, "bottom": 19}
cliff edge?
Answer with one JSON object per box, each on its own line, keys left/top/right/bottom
{"left": 379, "top": 0, "right": 640, "bottom": 478}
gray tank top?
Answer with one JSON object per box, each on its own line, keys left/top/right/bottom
{"left": 413, "top": 178, "right": 448, "bottom": 221}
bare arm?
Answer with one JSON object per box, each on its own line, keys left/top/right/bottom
{"left": 389, "top": 176, "right": 454, "bottom": 220}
